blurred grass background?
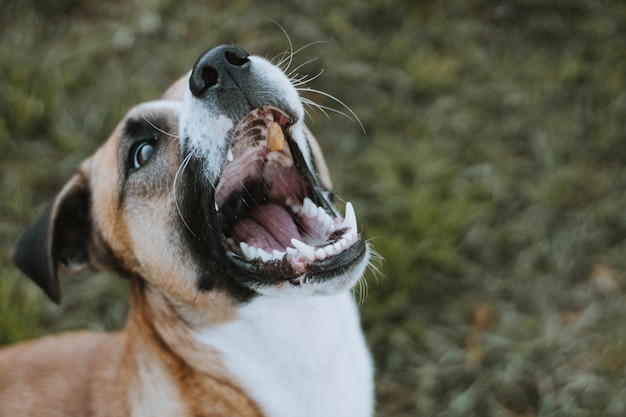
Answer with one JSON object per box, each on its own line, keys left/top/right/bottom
{"left": 1, "top": 0, "right": 625, "bottom": 415}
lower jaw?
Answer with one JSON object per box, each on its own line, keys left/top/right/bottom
{"left": 255, "top": 246, "right": 370, "bottom": 297}
{"left": 226, "top": 237, "right": 368, "bottom": 290}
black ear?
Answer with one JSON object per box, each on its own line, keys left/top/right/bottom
{"left": 12, "top": 174, "right": 91, "bottom": 304}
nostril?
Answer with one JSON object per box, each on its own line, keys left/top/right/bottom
{"left": 225, "top": 49, "right": 249, "bottom": 67}
{"left": 200, "top": 66, "right": 219, "bottom": 90}
{"left": 190, "top": 64, "right": 218, "bottom": 96}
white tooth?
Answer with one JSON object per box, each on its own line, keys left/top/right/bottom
{"left": 325, "top": 246, "right": 336, "bottom": 257}
{"left": 239, "top": 242, "right": 251, "bottom": 260}
{"left": 322, "top": 210, "right": 334, "bottom": 228}
{"left": 315, "top": 248, "right": 327, "bottom": 259}
{"left": 291, "top": 238, "right": 316, "bottom": 261}
{"left": 285, "top": 197, "right": 301, "bottom": 214}
{"left": 272, "top": 250, "right": 286, "bottom": 260}
{"left": 333, "top": 242, "right": 343, "bottom": 252}
{"left": 326, "top": 216, "right": 335, "bottom": 229}
{"left": 302, "top": 198, "right": 312, "bottom": 217}
{"left": 339, "top": 238, "right": 349, "bottom": 249}
{"left": 266, "top": 151, "right": 280, "bottom": 162}
{"left": 227, "top": 149, "right": 234, "bottom": 162}
{"left": 257, "top": 249, "right": 272, "bottom": 262}
{"left": 316, "top": 207, "right": 328, "bottom": 224}
{"left": 303, "top": 198, "right": 317, "bottom": 218}
{"left": 215, "top": 202, "right": 219, "bottom": 211}
{"left": 286, "top": 247, "right": 298, "bottom": 256}
{"left": 344, "top": 202, "right": 357, "bottom": 231}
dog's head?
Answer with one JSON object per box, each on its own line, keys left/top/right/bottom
{"left": 13, "top": 45, "right": 369, "bottom": 307}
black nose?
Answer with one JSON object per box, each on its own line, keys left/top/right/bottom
{"left": 189, "top": 45, "right": 250, "bottom": 96}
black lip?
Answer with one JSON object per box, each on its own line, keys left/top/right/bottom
{"left": 226, "top": 238, "right": 367, "bottom": 286}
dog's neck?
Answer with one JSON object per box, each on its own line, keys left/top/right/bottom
{"left": 126, "top": 279, "right": 373, "bottom": 417}
{"left": 192, "top": 291, "right": 374, "bottom": 417}
{"left": 125, "top": 280, "right": 264, "bottom": 416}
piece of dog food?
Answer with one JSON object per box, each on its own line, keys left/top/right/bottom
{"left": 267, "top": 122, "right": 285, "bottom": 152}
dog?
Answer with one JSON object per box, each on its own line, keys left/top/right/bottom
{"left": 0, "top": 45, "right": 374, "bottom": 417}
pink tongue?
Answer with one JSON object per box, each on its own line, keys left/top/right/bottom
{"left": 231, "top": 204, "right": 301, "bottom": 251}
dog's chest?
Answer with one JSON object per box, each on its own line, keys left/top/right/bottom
{"left": 194, "top": 293, "right": 373, "bottom": 417}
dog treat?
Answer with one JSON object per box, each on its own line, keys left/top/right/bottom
{"left": 267, "top": 122, "right": 285, "bottom": 152}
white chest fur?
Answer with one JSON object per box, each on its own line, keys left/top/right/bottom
{"left": 194, "top": 292, "right": 373, "bottom": 417}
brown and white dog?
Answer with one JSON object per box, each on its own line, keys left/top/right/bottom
{"left": 0, "top": 46, "right": 373, "bottom": 416}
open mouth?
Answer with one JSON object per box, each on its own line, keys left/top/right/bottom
{"left": 214, "top": 106, "right": 366, "bottom": 285}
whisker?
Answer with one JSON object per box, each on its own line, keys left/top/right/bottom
{"left": 287, "top": 58, "right": 319, "bottom": 79}
{"left": 266, "top": 19, "right": 295, "bottom": 71}
{"left": 364, "top": 241, "right": 385, "bottom": 285}
{"left": 271, "top": 51, "right": 290, "bottom": 66}
{"left": 141, "top": 115, "right": 179, "bottom": 139}
{"left": 359, "top": 276, "right": 369, "bottom": 306}
{"left": 173, "top": 152, "right": 196, "bottom": 237}
{"left": 290, "top": 68, "right": 325, "bottom": 87}
{"left": 300, "top": 97, "right": 333, "bottom": 122}
{"left": 296, "top": 87, "right": 366, "bottom": 133}
{"left": 285, "top": 40, "right": 326, "bottom": 70}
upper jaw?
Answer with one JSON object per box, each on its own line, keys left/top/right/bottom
{"left": 179, "top": 54, "right": 368, "bottom": 296}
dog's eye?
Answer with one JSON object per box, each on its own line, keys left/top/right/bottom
{"left": 131, "top": 140, "right": 156, "bottom": 169}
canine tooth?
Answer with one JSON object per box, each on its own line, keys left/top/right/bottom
{"left": 272, "top": 250, "right": 286, "bottom": 260}
{"left": 291, "top": 238, "right": 316, "bottom": 261}
{"left": 257, "top": 248, "right": 272, "bottom": 262}
{"left": 344, "top": 202, "right": 357, "bottom": 231}
{"left": 227, "top": 149, "right": 234, "bottom": 162}
{"left": 267, "top": 122, "right": 285, "bottom": 152}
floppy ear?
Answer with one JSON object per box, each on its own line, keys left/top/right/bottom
{"left": 12, "top": 173, "right": 92, "bottom": 304}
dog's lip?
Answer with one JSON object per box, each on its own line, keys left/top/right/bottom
{"left": 226, "top": 237, "right": 367, "bottom": 285}
{"left": 212, "top": 106, "right": 367, "bottom": 285}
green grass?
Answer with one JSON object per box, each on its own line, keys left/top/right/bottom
{"left": 1, "top": 0, "right": 626, "bottom": 415}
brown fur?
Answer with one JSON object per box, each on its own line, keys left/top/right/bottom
{"left": 0, "top": 280, "right": 262, "bottom": 416}
{"left": 0, "top": 80, "right": 262, "bottom": 416}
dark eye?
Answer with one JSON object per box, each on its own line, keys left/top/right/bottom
{"left": 131, "top": 140, "right": 156, "bottom": 169}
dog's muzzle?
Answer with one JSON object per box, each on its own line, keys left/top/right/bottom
{"left": 180, "top": 46, "right": 367, "bottom": 294}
